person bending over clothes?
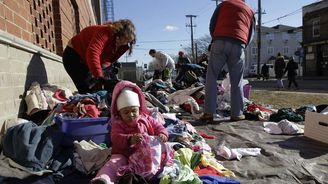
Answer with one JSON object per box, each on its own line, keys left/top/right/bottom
{"left": 149, "top": 49, "right": 175, "bottom": 82}
{"left": 175, "top": 63, "right": 205, "bottom": 85}
{"left": 62, "top": 19, "right": 136, "bottom": 94}
{"left": 91, "top": 80, "right": 168, "bottom": 184}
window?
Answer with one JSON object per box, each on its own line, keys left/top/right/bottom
{"left": 267, "top": 47, "right": 274, "bottom": 55}
{"left": 251, "top": 47, "right": 258, "bottom": 55}
{"left": 313, "top": 19, "right": 320, "bottom": 37}
{"left": 283, "top": 46, "right": 289, "bottom": 55}
{"left": 322, "top": 45, "right": 328, "bottom": 58}
{"left": 282, "top": 32, "right": 290, "bottom": 41}
{"left": 266, "top": 33, "right": 274, "bottom": 42}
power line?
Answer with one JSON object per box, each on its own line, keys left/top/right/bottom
{"left": 134, "top": 48, "right": 179, "bottom": 51}
{"left": 137, "top": 39, "right": 189, "bottom": 43}
{"left": 262, "top": 8, "right": 302, "bottom": 25}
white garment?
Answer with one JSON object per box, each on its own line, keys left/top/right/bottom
{"left": 263, "top": 119, "right": 304, "bottom": 135}
{"left": 168, "top": 86, "right": 204, "bottom": 115}
{"left": 25, "top": 82, "right": 48, "bottom": 115}
{"left": 153, "top": 51, "right": 175, "bottom": 71}
{"left": 117, "top": 89, "right": 140, "bottom": 111}
{"left": 216, "top": 146, "right": 261, "bottom": 160}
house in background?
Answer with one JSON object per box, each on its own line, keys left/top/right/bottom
{"left": 302, "top": 0, "right": 328, "bottom": 77}
{"left": 245, "top": 25, "right": 302, "bottom": 77}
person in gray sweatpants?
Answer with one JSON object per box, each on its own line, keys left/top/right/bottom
{"left": 199, "top": 0, "right": 255, "bottom": 123}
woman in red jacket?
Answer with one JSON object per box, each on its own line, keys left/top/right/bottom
{"left": 63, "top": 19, "right": 136, "bottom": 94}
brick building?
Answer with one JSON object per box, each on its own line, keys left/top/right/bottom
{"left": 0, "top": 0, "right": 101, "bottom": 123}
{"left": 303, "top": 0, "right": 328, "bottom": 77}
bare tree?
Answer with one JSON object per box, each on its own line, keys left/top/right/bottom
{"left": 183, "top": 34, "right": 211, "bottom": 62}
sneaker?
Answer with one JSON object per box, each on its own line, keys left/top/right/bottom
{"left": 230, "top": 115, "right": 245, "bottom": 122}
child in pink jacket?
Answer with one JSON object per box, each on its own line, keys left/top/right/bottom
{"left": 91, "top": 80, "right": 168, "bottom": 184}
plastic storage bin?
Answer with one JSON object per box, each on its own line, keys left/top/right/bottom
{"left": 55, "top": 116, "right": 111, "bottom": 146}
{"left": 243, "top": 84, "right": 251, "bottom": 99}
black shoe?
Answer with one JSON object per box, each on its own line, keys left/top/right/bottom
{"left": 230, "top": 115, "right": 245, "bottom": 122}
{"left": 192, "top": 113, "right": 213, "bottom": 126}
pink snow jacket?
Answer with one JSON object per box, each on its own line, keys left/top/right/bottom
{"left": 110, "top": 80, "right": 168, "bottom": 157}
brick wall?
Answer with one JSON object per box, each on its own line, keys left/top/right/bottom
{"left": 0, "top": 0, "right": 97, "bottom": 54}
{"left": 53, "top": 0, "right": 96, "bottom": 55}
{"left": 0, "top": 0, "right": 99, "bottom": 123}
{"left": 0, "top": 0, "right": 33, "bottom": 42}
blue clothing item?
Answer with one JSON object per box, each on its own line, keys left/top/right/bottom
{"left": 3, "top": 122, "right": 63, "bottom": 172}
{"left": 68, "top": 93, "right": 102, "bottom": 104}
{"left": 175, "top": 64, "right": 204, "bottom": 83}
{"left": 199, "top": 175, "right": 240, "bottom": 184}
{"left": 166, "top": 124, "right": 188, "bottom": 142}
{"left": 204, "top": 39, "right": 245, "bottom": 117}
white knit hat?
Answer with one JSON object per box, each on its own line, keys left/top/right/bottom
{"left": 117, "top": 89, "right": 140, "bottom": 111}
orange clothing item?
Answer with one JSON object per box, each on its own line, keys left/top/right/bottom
{"left": 194, "top": 165, "right": 224, "bottom": 177}
{"left": 71, "top": 25, "right": 129, "bottom": 78}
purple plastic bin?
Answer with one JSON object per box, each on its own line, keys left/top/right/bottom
{"left": 243, "top": 84, "right": 251, "bottom": 99}
{"left": 55, "top": 116, "right": 111, "bottom": 146}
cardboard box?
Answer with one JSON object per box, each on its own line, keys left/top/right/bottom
{"left": 304, "top": 111, "right": 328, "bottom": 144}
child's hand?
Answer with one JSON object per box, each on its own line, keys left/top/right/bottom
{"left": 159, "top": 133, "right": 168, "bottom": 143}
{"left": 130, "top": 134, "right": 143, "bottom": 145}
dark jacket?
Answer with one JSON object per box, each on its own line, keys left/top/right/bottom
{"left": 285, "top": 60, "right": 299, "bottom": 79}
{"left": 274, "top": 56, "right": 286, "bottom": 79}
{"left": 261, "top": 64, "right": 269, "bottom": 75}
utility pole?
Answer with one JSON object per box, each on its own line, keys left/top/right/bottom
{"left": 186, "top": 15, "right": 197, "bottom": 63}
{"left": 195, "top": 42, "right": 198, "bottom": 61}
{"left": 257, "top": 0, "right": 262, "bottom": 79}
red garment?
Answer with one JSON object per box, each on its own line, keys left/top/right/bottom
{"left": 84, "top": 104, "right": 101, "bottom": 118}
{"left": 71, "top": 25, "right": 129, "bottom": 78}
{"left": 53, "top": 89, "right": 68, "bottom": 102}
{"left": 247, "top": 103, "right": 273, "bottom": 113}
{"left": 199, "top": 132, "right": 216, "bottom": 139}
{"left": 212, "top": 0, "right": 254, "bottom": 44}
{"left": 194, "top": 165, "right": 224, "bottom": 177}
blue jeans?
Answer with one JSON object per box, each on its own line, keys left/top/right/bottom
{"left": 204, "top": 39, "right": 245, "bottom": 117}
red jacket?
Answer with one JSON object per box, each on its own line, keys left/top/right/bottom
{"left": 210, "top": 0, "right": 255, "bottom": 45}
{"left": 71, "top": 25, "right": 129, "bottom": 78}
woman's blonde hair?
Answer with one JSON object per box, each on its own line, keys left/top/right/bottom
{"left": 104, "top": 19, "right": 136, "bottom": 55}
